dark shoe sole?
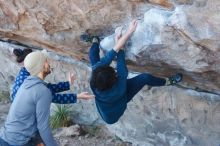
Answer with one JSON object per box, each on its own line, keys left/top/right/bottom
{"left": 80, "top": 33, "right": 100, "bottom": 43}
{"left": 169, "top": 73, "right": 183, "bottom": 85}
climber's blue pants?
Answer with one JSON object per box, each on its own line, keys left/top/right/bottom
{"left": 126, "top": 73, "right": 166, "bottom": 102}
{"left": 89, "top": 42, "right": 100, "bottom": 66}
{"left": 89, "top": 42, "right": 166, "bottom": 102}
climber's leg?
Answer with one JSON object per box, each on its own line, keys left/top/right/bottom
{"left": 86, "top": 36, "right": 101, "bottom": 66}
{"left": 126, "top": 73, "right": 166, "bottom": 102}
{"left": 80, "top": 33, "right": 100, "bottom": 66}
{"left": 166, "top": 73, "right": 183, "bottom": 85}
{"left": 126, "top": 73, "right": 183, "bottom": 102}
{"left": 89, "top": 42, "right": 100, "bottom": 66}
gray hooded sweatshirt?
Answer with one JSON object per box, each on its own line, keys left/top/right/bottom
{"left": 0, "top": 76, "right": 58, "bottom": 146}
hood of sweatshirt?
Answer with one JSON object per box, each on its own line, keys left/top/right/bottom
{"left": 23, "top": 76, "right": 47, "bottom": 89}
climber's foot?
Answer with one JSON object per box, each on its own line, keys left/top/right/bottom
{"left": 167, "top": 73, "right": 183, "bottom": 85}
{"left": 80, "top": 33, "right": 100, "bottom": 44}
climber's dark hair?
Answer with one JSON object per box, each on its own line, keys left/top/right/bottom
{"left": 13, "top": 48, "right": 33, "bottom": 63}
{"left": 91, "top": 66, "right": 118, "bottom": 91}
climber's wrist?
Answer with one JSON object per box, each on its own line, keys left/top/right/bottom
{"left": 113, "top": 47, "right": 120, "bottom": 52}
{"left": 126, "top": 30, "right": 133, "bottom": 36}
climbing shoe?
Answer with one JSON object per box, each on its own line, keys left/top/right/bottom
{"left": 80, "top": 33, "right": 100, "bottom": 43}
{"left": 167, "top": 73, "right": 183, "bottom": 85}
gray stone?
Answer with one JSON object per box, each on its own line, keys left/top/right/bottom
{"left": 54, "top": 125, "right": 81, "bottom": 138}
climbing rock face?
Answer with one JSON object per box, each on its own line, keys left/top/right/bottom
{"left": 0, "top": 42, "right": 220, "bottom": 146}
{"left": 0, "top": 0, "right": 220, "bottom": 146}
{"left": 0, "top": 44, "right": 19, "bottom": 94}
{"left": 0, "top": 0, "right": 220, "bottom": 93}
{"left": 108, "top": 86, "right": 220, "bottom": 146}
{"left": 0, "top": 0, "right": 152, "bottom": 59}
{"left": 100, "top": 0, "right": 220, "bottom": 93}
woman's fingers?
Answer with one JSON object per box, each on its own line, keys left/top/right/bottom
{"left": 78, "top": 92, "right": 95, "bottom": 99}
{"left": 68, "top": 72, "right": 77, "bottom": 84}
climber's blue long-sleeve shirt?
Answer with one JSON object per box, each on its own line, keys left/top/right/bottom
{"left": 11, "top": 67, "right": 77, "bottom": 104}
{"left": 90, "top": 50, "right": 128, "bottom": 124}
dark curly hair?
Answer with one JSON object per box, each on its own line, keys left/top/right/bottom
{"left": 13, "top": 48, "right": 33, "bottom": 63}
{"left": 91, "top": 66, "right": 118, "bottom": 91}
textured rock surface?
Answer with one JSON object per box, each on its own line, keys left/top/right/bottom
{"left": 54, "top": 125, "right": 81, "bottom": 138}
{"left": 54, "top": 124, "right": 132, "bottom": 146}
{"left": 0, "top": 0, "right": 152, "bottom": 59}
{"left": 108, "top": 86, "right": 220, "bottom": 146}
{"left": 100, "top": 1, "right": 220, "bottom": 94}
{"left": 0, "top": 42, "right": 220, "bottom": 146}
{"left": 0, "top": 0, "right": 220, "bottom": 93}
{"left": 0, "top": 0, "right": 220, "bottom": 146}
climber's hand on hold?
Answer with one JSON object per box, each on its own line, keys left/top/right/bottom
{"left": 127, "top": 19, "right": 138, "bottom": 35}
{"left": 113, "top": 19, "right": 138, "bottom": 52}
{"left": 115, "top": 26, "right": 123, "bottom": 43}
{"left": 77, "top": 92, "right": 95, "bottom": 100}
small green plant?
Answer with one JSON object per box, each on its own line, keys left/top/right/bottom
{"left": 50, "top": 104, "right": 73, "bottom": 129}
